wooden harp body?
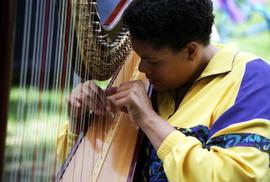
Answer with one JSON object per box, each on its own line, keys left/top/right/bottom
{"left": 1, "top": 0, "right": 145, "bottom": 181}
{"left": 58, "top": 53, "right": 146, "bottom": 182}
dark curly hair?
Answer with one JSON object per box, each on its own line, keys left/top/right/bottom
{"left": 123, "top": 0, "right": 214, "bottom": 52}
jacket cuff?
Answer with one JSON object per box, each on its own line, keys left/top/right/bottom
{"left": 157, "top": 130, "right": 185, "bottom": 161}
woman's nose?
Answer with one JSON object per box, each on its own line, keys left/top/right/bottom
{"left": 138, "top": 61, "right": 151, "bottom": 75}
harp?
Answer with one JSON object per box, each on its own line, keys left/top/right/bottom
{"left": 1, "top": 0, "right": 147, "bottom": 181}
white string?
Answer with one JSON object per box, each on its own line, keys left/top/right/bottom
{"left": 7, "top": 0, "right": 131, "bottom": 180}
{"left": 50, "top": 0, "right": 65, "bottom": 180}
{"left": 10, "top": 0, "right": 32, "bottom": 180}
{"left": 24, "top": 0, "right": 44, "bottom": 180}
{"left": 38, "top": 0, "right": 55, "bottom": 180}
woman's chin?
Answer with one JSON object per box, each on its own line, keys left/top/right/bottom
{"left": 152, "top": 83, "right": 166, "bottom": 91}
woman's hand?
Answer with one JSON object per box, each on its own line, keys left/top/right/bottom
{"left": 67, "top": 80, "right": 113, "bottom": 120}
{"left": 108, "top": 80, "right": 175, "bottom": 150}
{"left": 108, "top": 80, "right": 155, "bottom": 123}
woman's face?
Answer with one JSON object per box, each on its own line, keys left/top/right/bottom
{"left": 131, "top": 38, "right": 202, "bottom": 91}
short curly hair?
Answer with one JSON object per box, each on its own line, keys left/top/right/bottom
{"left": 123, "top": 0, "right": 214, "bottom": 51}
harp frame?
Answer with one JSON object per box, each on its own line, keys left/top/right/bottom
{"left": 0, "top": 0, "right": 145, "bottom": 181}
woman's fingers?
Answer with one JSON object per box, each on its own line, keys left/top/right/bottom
{"left": 105, "top": 87, "right": 117, "bottom": 96}
{"left": 68, "top": 97, "right": 81, "bottom": 108}
{"left": 68, "top": 80, "right": 134, "bottom": 117}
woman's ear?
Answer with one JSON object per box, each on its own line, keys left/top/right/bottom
{"left": 185, "top": 41, "right": 199, "bottom": 61}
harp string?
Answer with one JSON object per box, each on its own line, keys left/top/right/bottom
{"left": 5, "top": 0, "right": 76, "bottom": 180}
{"left": 65, "top": 0, "right": 88, "bottom": 180}
{"left": 41, "top": 0, "right": 59, "bottom": 180}
{"left": 26, "top": 0, "right": 48, "bottom": 180}
{"left": 94, "top": 1, "right": 117, "bottom": 179}
{"left": 69, "top": 0, "right": 80, "bottom": 151}
{"left": 44, "top": 0, "right": 56, "bottom": 179}
{"left": 33, "top": 0, "right": 51, "bottom": 179}
{"left": 71, "top": 0, "right": 83, "bottom": 180}
{"left": 53, "top": 0, "right": 68, "bottom": 179}
{"left": 69, "top": 1, "right": 111, "bottom": 180}
{"left": 66, "top": 3, "right": 81, "bottom": 180}
{"left": 24, "top": 0, "right": 43, "bottom": 179}
{"left": 5, "top": 0, "right": 133, "bottom": 181}
{"left": 82, "top": 1, "right": 97, "bottom": 179}
{"left": 12, "top": 0, "right": 38, "bottom": 179}
{"left": 10, "top": 0, "right": 32, "bottom": 181}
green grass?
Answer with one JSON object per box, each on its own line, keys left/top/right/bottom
{"left": 4, "top": 87, "right": 69, "bottom": 180}
{"left": 214, "top": 2, "right": 270, "bottom": 62}
{"left": 230, "top": 31, "right": 270, "bottom": 61}
{"left": 4, "top": 80, "right": 110, "bottom": 179}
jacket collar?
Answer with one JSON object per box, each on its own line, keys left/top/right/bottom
{"left": 195, "top": 44, "right": 239, "bottom": 82}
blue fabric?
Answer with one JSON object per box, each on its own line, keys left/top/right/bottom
{"left": 97, "top": 0, "right": 121, "bottom": 24}
{"left": 209, "top": 59, "right": 270, "bottom": 137}
{"left": 97, "top": 0, "right": 132, "bottom": 29}
{"left": 144, "top": 125, "right": 270, "bottom": 181}
{"left": 143, "top": 141, "right": 168, "bottom": 181}
{"left": 176, "top": 125, "right": 209, "bottom": 147}
{"left": 206, "top": 133, "right": 270, "bottom": 154}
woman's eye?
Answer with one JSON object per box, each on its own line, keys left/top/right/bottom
{"left": 149, "top": 61, "right": 157, "bottom": 65}
{"left": 148, "top": 60, "right": 160, "bottom": 65}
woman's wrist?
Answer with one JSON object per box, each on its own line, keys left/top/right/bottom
{"left": 138, "top": 111, "right": 175, "bottom": 150}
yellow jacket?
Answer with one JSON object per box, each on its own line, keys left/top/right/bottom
{"left": 156, "top": 44, "right": 270, "bottom": 181}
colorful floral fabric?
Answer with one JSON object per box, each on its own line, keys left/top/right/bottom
{"left": 143, "top": 125, "right": 270, "bottom": 181}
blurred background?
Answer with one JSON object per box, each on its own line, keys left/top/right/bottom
{"left": 213, "top": 0, "right": 270, "bottom": 62}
